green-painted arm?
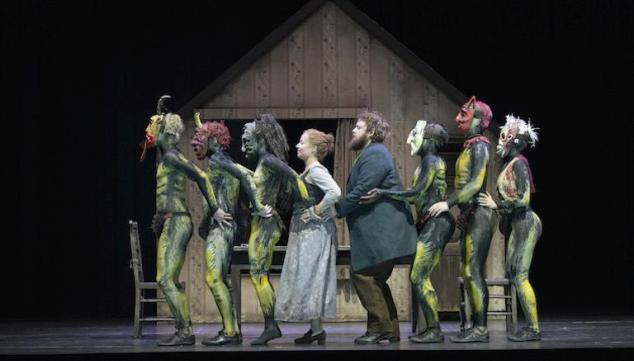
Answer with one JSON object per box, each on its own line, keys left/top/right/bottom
{"left": 218, "top": 159, "right": 267, "bottom": 212}
{"left": 383, "top": 158, "right": 435, "bottom": 203}
{"left": 166, "top": 151, "right": 219, "bottom": 215}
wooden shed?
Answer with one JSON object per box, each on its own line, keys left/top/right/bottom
{"left": 165, "top": 0, "right": 505, "bottom": 324}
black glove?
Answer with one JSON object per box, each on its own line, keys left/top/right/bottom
{"left": 199, "top": 217, "right": 211, "bottom": 239}
{"left": 151, "top": 214, "right": 165, "bottom": 236}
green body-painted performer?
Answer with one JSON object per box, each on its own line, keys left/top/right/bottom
{"left": 190, "top": 114, "right": 272, "bottom": 346}
{"left": 362, "top": 120, "right": 455, "bottom": 343}
{"left": 429, "top": 96, "right": 498, "bottom": 343}
{"left": 241, "top": 113, "right": 313, "bottom": 345}
{"left": 140, "top": 95, "right": 232, "bottom": 346}
{"left": 478, "top": 115, "right": 542, "bottom": 342}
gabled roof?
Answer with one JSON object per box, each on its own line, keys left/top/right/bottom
{"left": 178, "top": 0, "right": 466, "bottom": 116}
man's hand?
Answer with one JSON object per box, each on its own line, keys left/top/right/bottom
{"left": 429, "top": 201, "right": 449, "bottom": 217}
{"left": 253, "top": 204, "right": 273, "bottom": 218}
{"left": 477, "top": 192, "right": 497, "bottom": 209}
{"left": 212, "top": 208, "right": 233, "bottom": 230}
{"left": 359, "top": 188, "right": 382, "bottom": 204}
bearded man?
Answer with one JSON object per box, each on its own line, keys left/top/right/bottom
{"left": 335, "top": 111, "right": 417, "bottom": 344}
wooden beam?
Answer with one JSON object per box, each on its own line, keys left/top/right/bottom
{"left": 180, "top": 0, "right": 468, "bottom": 119}
{"left": 196, "top": 106, "right": 367, "bottom": 120}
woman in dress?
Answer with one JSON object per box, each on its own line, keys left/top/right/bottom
{"left": 275, "top": 129, "right": 341, "bottom": 345}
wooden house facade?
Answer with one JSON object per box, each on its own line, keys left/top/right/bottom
{"left": 162, "top": 0, "right": 505, "bottom": 324}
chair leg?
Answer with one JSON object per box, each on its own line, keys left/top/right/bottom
{"left": 133, "top": 288, "right": 141, "bottom": 338}
{"left": 458, "top": 279, "right": 468, "bottom": 331}
{"left": 511, "top": 285, "right": 517, "bottom": 331}
{"left": 504, "top": 284, "right": 512, "bottom": 333}
{"left": 411, "top": 282, "right": 418, "bottom": 333}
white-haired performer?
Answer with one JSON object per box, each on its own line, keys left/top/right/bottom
{"left": 478, "top": 115, "right": 543, "bottom": 342}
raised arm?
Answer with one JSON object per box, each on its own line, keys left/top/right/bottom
{"left": 214, "top": 158, "right": 268, "bottom": 214}
{"left": 165, "top": 151, "right": 218, "bottom": 215}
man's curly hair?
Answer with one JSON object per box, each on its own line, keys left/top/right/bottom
{"left": 358, "top": 110, "right": 390, "bottom": 142}
{"left": 253, "top": 113, "right": 289, "bottom": 161}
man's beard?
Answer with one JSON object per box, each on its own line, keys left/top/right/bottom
{"left": 349, "top": 134, "right": 369, "bottom": 151}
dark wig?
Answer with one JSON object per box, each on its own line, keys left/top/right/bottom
{"left": 253, "top": 113, "right": 289, "bottom": 161}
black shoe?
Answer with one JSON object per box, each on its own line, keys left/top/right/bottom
{"left": 251, "top": 325, "right": 282, "bottom": 345}
{"left": 157, "top": 332, "right": 196, "bottom": 346}
{"left": 449, "top": 327, "right": 489, "bottom": 343}
{"left": 202, "top": 331, "right": 242, "bottom": 346}
{"left": 508, "top": 327, "right": 541, "bottom": 342}
{"left": 294, "top": 329, "right": 326, "bottom": 345}
{"left": 353, "top": 332, "right": 394, "bottom": 345}
{"left": 409, "top": 328, "right": 444, "bottom": 343}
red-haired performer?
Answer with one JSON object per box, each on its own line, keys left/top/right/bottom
{"left": 275, "top": 129, "right": 341, "bottom": 345}
{"left": 191, "top": 114, "right": 272, "bottom": 346}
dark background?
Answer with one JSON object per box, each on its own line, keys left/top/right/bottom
{"left": 5, "top": 0, "right": 632, "bottom": 321}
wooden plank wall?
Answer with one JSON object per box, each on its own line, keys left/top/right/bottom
{"left": 164, "top": 2, "right": 503, "bottom": 323}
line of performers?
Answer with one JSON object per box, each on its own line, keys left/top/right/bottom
{"left": 140, "top": 95, "right": 542, "bottom": 346}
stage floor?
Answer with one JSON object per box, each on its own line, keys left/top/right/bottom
{"left": 1, "top": 317, "right": 633, "bottom": 360}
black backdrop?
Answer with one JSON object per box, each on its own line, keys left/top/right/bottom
{"left": 5, "top": 0, "right": 632, "bottom": 320}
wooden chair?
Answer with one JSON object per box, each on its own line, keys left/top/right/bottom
{"left": 458, "top": 277, "right": 517, "bottom": 332}
{"left": 129, "top": 220, "right": 175, "bottom": 338}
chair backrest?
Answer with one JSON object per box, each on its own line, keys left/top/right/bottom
{"left": 129, "top": 220, "right": 144, "bottom": 285}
